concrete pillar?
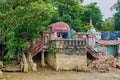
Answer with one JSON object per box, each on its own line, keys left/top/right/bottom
{"left": 41, "top": 50, "right": 45, "bottom": 67}
{"left": 23, "top": 64, "right": 28, "bottom": 73}
{"left": 32, "top": 63, "right": 37, "bottom": 72}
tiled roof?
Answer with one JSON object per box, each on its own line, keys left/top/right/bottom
{"left": 96, "top": 39, "right": 120, "bottom": 45}
{"left": 48, "top": 22, "right": 70, "bottom": 32}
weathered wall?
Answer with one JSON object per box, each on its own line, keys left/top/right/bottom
{"left": 46, "top": 53, "right": 87, "bottom": 71}
{"left": 56, "top": 53, "right": 87, "bottom": 71}
{"left": 46, "top": 39, "right": 87, "bottom": 71}
{"left": 107, "top": 45, "right": 118, "bottom": 56}
{"left": 46, "top": 53, "right": 56, "bottom": 70}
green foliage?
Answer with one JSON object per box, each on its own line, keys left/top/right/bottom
{"left": 0, "top": 0, "right": 53, "bottom": 60}
{"left": 49, "top": 0, "right": 84, "bottom": 32}
{"left": 50, "top": 42, "right": 56, "bottom": 57}
{"left": 81, "top": 3, "right": 102, "bottom": 30}
{"left": 82, "top": 24, "right": 91, "bottom": 32}
{"left": 114, "top": 0, "right": 120, "bottom": 31}
{"left": 0, "top": 0, "right": 103, "bottom": 60}
{"left": 70, "top": 19, "right": 83, "bottom": 32}
{"left": 114, "top": 12, "right": 120, "bottom": 30}
{"left": 49, "top": 1, "right": 102, "bottom": 32}
{"left": 101, "top": 19, "right": 115, "bottom": 31}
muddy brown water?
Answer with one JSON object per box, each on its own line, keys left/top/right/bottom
{"left": 3, "top": 66, "right": 120, "bottom": 80}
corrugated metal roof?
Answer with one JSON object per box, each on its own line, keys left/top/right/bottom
{"left": 96, "top": 40, "right": 120, "bottom": 45}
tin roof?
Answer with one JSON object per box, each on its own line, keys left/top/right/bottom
{"left": 96, "top": 40, "right": 120, "bottom": 45}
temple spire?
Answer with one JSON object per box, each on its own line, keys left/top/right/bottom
{"left": 90, "top": 18, "right": 93, "bottom": 26}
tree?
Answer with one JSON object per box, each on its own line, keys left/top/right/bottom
{"left": 49, "top": 0, "right": 84, "bottom": 32}
{"left": 81, "top": 3, "right": 103, "bottom": 30}
{"left": 0, "top": 0, "right": 53, "bottom": 60}
{"left": 101, "top": 19, "right": 115, "bottom": 31}
{"left": 49, "top": 1, "right": 102, "bottom": 32}
{"left": 114, "top": 0, "right": 120, "bottom": 31}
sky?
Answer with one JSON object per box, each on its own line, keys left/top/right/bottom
{"left": 82, "top": 0, "right": 117, "bottom": 20}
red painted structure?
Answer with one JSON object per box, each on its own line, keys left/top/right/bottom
{"left": 29, "top": 41, "right": 43, "bottom": 57}
{"left": 47, "top": 22, "right": 70, "bottom": 33}
{"left": 29, "top": 22, "right": 74, "bottom": 57}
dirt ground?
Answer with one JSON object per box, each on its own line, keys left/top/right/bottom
{"left": 3, "top": 66, "right": 120, "bottom": 80}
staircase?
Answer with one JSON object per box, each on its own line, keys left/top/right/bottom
{"left": 29, "top": 41, "right": 43, "bottom": 57}
{"left": 86, "top": 45, "right": 99, "bottom": 59}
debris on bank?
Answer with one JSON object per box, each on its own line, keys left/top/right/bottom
{"left": 88, "top": 55, "right": 114, "bottom": 72}
{"left": 75, "top": 55, "right": 116, "bottom": 72}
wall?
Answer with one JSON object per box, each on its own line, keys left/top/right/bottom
{"left": 46, "top": 39, "right": 87, "bottom": 71}
{"left": 46, "top": 53, "right": 87, "bottom": 71}
{"left": 56, "top": 53, "right": 87, "bottom": 71}
{"left": 97, "top": 46, "right": 107, "bottom": 54}
{"left": 46, "top": 53, "right": 56, "bottom": 70}
{"left": 107, "top": 45, "right": 118, "bottom": 56}
{"left": 97, "top": 45, "right": 118, "bottom": 56}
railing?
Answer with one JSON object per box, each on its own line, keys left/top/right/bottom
{"left": 42, "top": 32, "right": 87, "bottom": 55}
{"left": 50, "top": 39, "right": 86, "bottom": 48}
{"left": 50, "top": 39, "right": 86, "bottom": 55}
{"left": 42, "top": 32, "right": 86, "bottom": 49}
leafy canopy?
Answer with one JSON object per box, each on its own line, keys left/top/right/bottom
{"left": 0, "top": 0, "right": 53, "bottom": 60}
{"left": 114, "top": 0, "right": 120, "bottom": 31}
{"left": 101, "top": 19, "right": 115, "bottom": 31}
{"left": 49, "top": 1, "right": 102, "bottom": 31}
{"left": 81, "top": 3, "right": 102, "bottom": 30}
{"left": 0, "top": 0, "right": 103, "bottom": 60}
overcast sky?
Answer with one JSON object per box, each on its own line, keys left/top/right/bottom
{"left": 82, "top": 0, "right": 117, "bottom": 20}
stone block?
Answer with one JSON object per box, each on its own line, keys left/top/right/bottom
{"left": 0, "top": 61, "right": 3, "bottom": 67}
{"left": 23, "top": 64, "right": 28, "bottom": 73}
{"left": 32, "top": 63, "right": 37, "bottom": 72}
{"left": 0, "top": 70, "right": 5, "bottom": 79}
